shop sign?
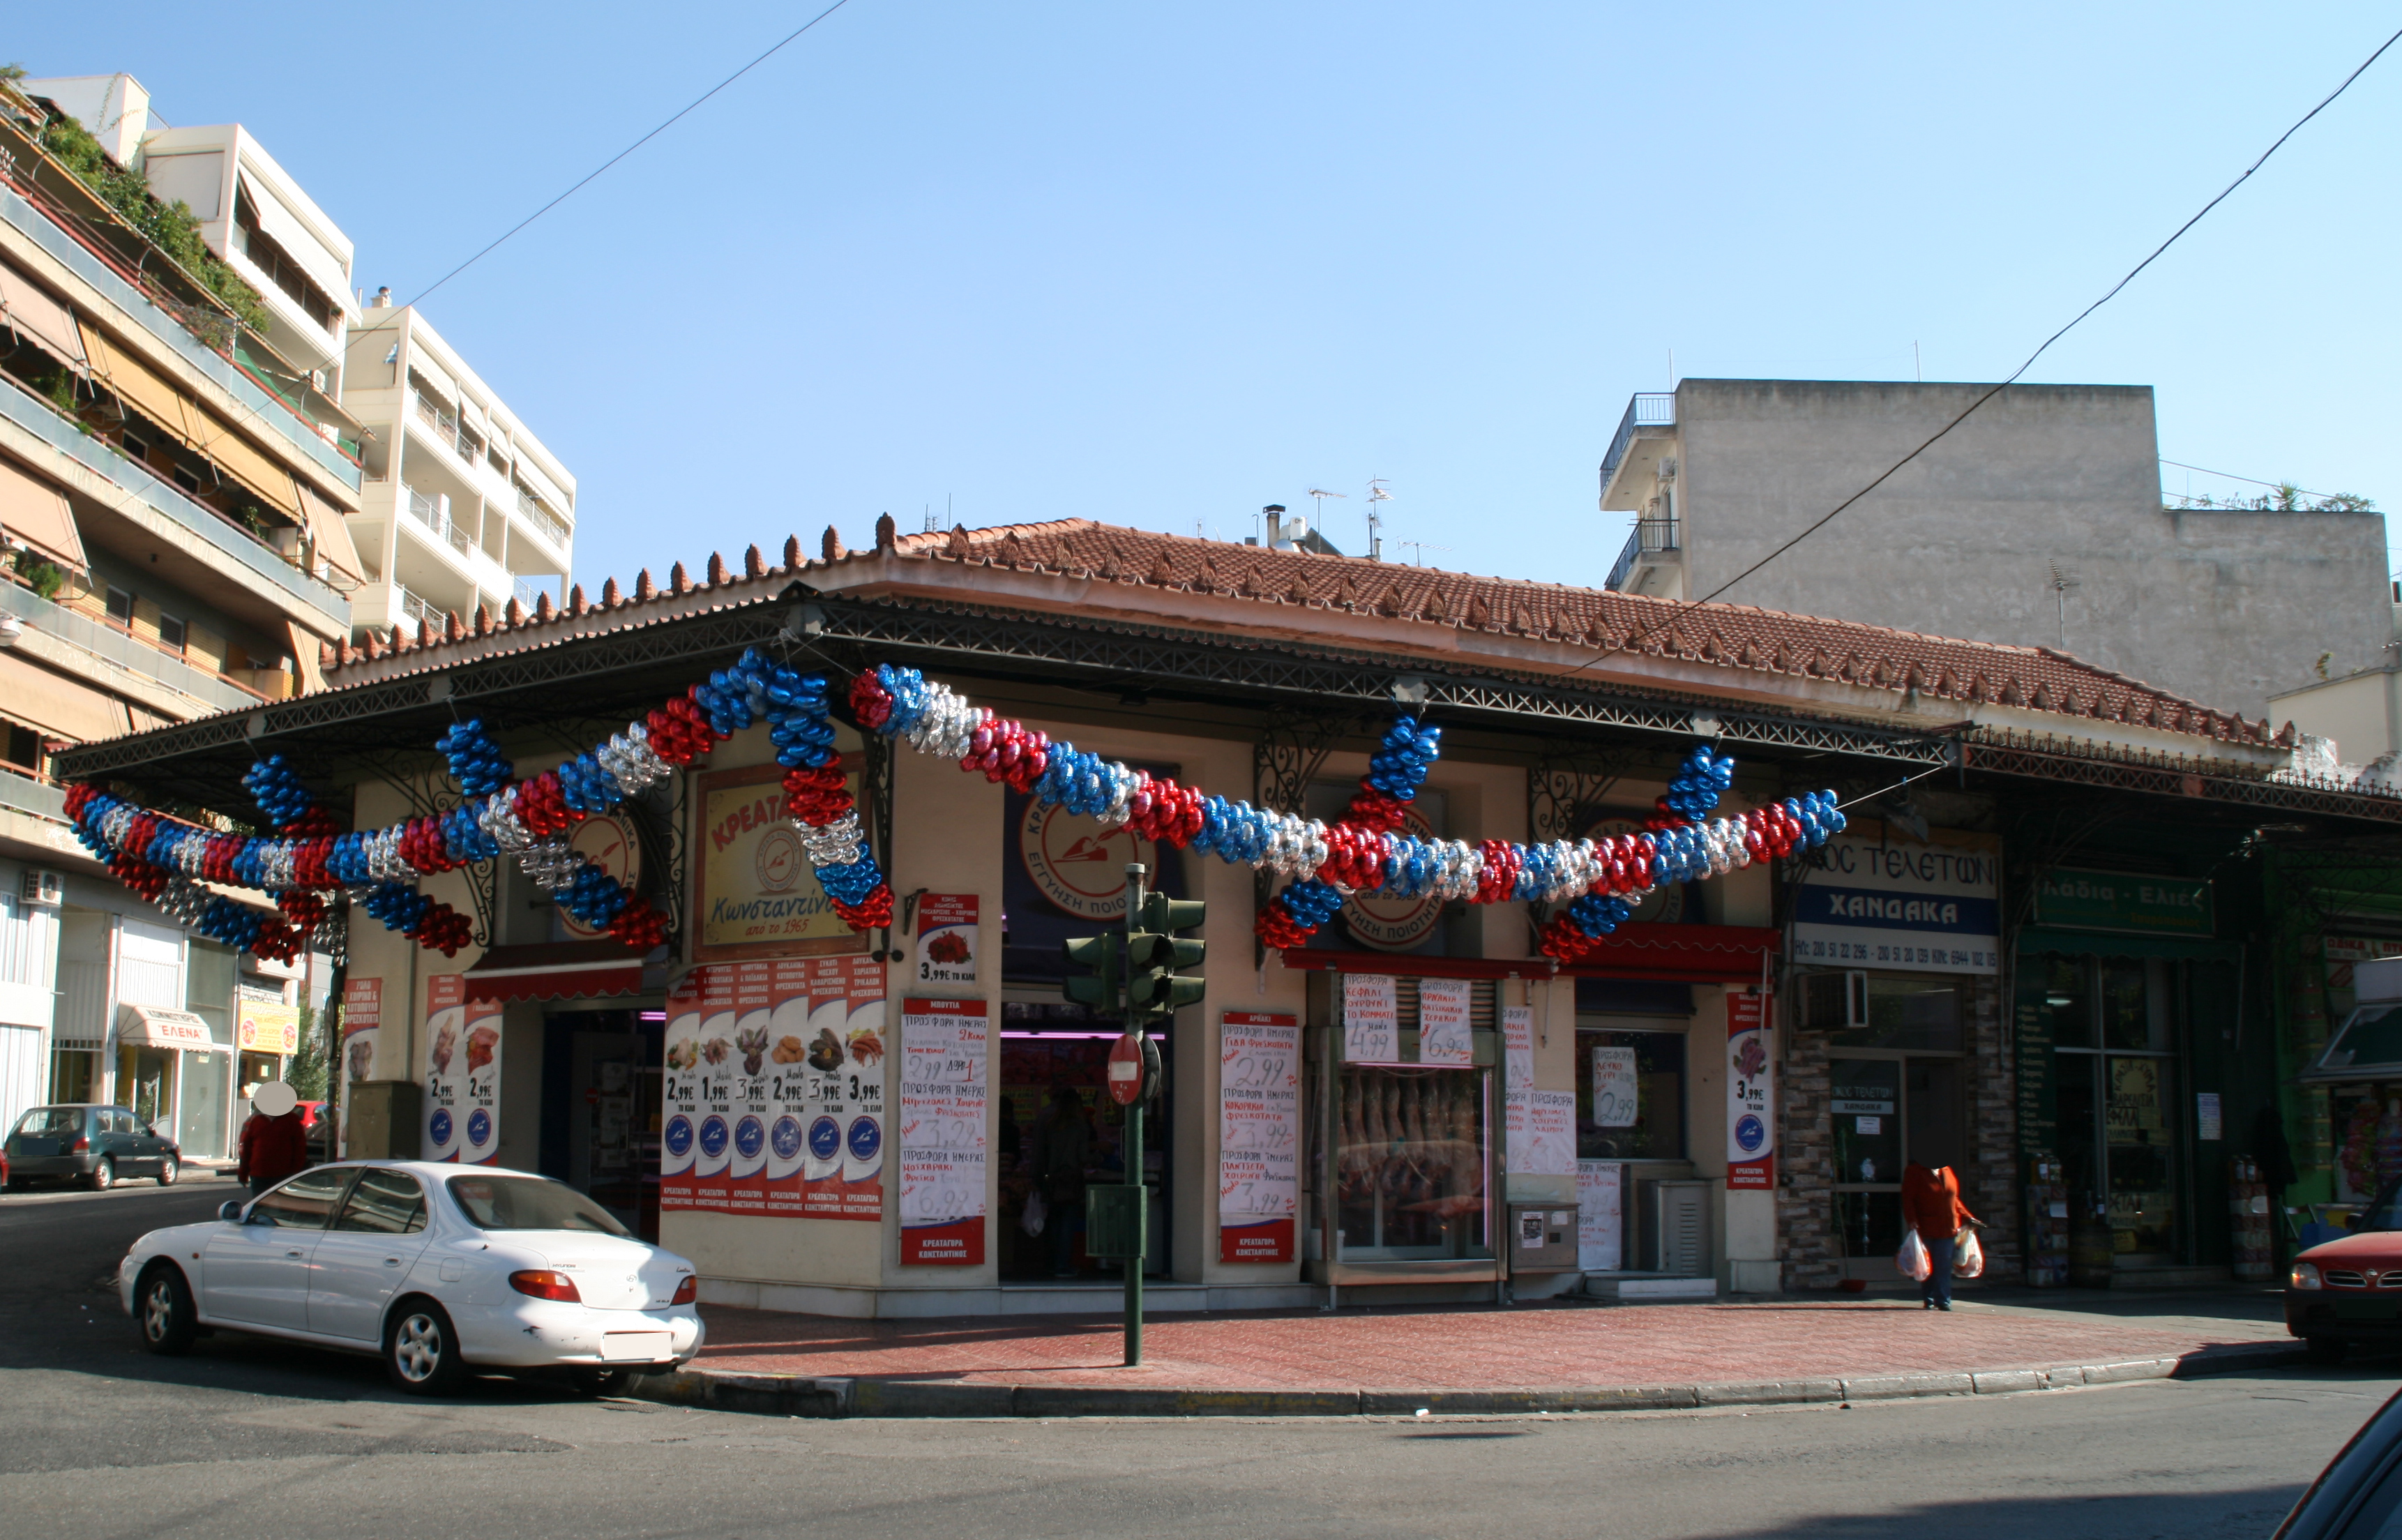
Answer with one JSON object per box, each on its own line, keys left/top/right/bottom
{"left": 693, "top": 762, "right": 866, "bottom": 963}
{"left": 1792, "top": 820, "right": 2000, "bottom": 974}
{"left": 238, "top": 998, "right": 298, "bottom": 1055}
{"left": 899, "top": 996, "right": 988, "bottom": 1265}
{"left": 1591, "top": 1047, "right": 1638, "bottom": 1128}
{"left": 1726, "top": 992, "right": 1774, "bottom": 1189}
{"left": 662, "top": 954, "right": 886, "bottom": 1221}
{"left": 1577, "top": 1161, "right": 1624, "bottom": 1271}
{"left": 2031, "top": 868, "right": 2212, "bottom": 938}
{"left": 1416, "top": 977, "right": 1474, "bottom": 1066}
{"left": 914, "top": 893, "right": 979, "bottom": 986}
{"left": 1017, "top": 799, "right": 1156, "bottom": 920}
{"left": 423, "top": 975, "right": 501, "bottom": 1165}
{"left": 1218, "top": 1011, "right": 1299, "bottom": 1262}
{"left": 1344, "top": 801, "right": 1444, "bottom": 951}
{"left": 341, "top": 977, "right": 380, "bottom": 1085}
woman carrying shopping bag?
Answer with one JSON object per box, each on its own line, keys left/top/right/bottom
{"left": 1901, "top": 1161, "right": 1979, "bottom": 1311}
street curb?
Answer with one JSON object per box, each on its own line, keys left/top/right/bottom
{"left": 628, "top": 1338, "right": 2306, "bottom": 1421}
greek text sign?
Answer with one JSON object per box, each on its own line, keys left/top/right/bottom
{"left": 1792, "top": 820, "right": 2000, "bottom": 974}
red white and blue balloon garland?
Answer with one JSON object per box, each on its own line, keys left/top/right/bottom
{"left": 849, "top": 664, "right": 1845, "bottom": 962}
{"left": 63, "top": 651, "right": 1836, "bottom": 969}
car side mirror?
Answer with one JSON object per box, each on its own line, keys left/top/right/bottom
{"left": 218, "top": 1200, "right": 245, "bottom": 1222}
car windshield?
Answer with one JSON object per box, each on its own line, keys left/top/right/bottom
{"left": 11, "top": 1108, "right": 86, "bottom": 1136}
{"left": 446, "top": 1174, "right": 630, "bottom": 1237}
{"left": 2362, "top": 1182, "right": 2402, "bottom": 1232}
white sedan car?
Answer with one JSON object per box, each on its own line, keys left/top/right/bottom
{"left": 118, "top": 1161, "right": 704, "bottom": 1396}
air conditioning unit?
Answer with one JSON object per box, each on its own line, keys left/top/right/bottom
{"left": 21, "top": 868, "right": 63, "bottom": 906}
{"left": 1802, "top": 969, "right": 1870, "bottom": 1029}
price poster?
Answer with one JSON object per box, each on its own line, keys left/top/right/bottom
{"left": 914, "top": 894, "right": 979, "bottom": 987}
{"left": 724, "top": 963, "right": 776, "bottom": 1216}
{"left": 899, "top": 997, "right": 988, "bottom": 1265}
{"left": 1522, "top": 1091, "right": 1577, "bottom": 1176}
{"left": 1502, "top": 1004, "right": 1534, "bottom": 1171}
{"left": 340, "top": 976, "right": 382, "bottom": 1089}
{"left": 1592, "top": 1045, "right": 1639, "bottom": 1128}
{"left": 1577, "top": 1161, "right": 1624, "bottom": 1271}
{"left": 690, "top": 968, "right": 740, "bottom": 1208}
{"left": 660, "top": 974, "right": 704, "bottom": 1209}
{"left": 762, "top": 960, "right": 816, "bottom": 1214}
{"left": 1726, "top": 991, "right": 1776, "bottom": 1190}
{"left": 1218, "top": 1011, "right": 1300, "bottom": 1262}
{"left": 422, "top": 975, "right": 502, "bottom": 1165}
{"left": 1417, "top": 978, "right": 1473, "bottom": 1066}
{"left": 1342, "top": 974, "right": 1398, "bottom": 1063}
{"left": 808, "top": 953, "right": 889, "bottom": 1221}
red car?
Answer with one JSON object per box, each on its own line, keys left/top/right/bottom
{"left": 2287, "top": 1192, "right": 2402, "bottom": 1361}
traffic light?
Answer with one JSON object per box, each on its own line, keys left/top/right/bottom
{"left": 1125, "top": 893, "right": 1205, "bottom": 1023}
{"left": 1062, "top": 932, "right": 1122, "bottom": 1011}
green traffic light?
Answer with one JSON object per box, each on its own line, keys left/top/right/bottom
{"left": 1062, "top": 933, "right": 1122, "bottom": 1009}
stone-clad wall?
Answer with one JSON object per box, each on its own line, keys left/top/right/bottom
{"left": 1965, "top": 976, "right": 2020, "bottom": 1279}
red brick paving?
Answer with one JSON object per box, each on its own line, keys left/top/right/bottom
{"left": 690, "top": 1300, "right": 2277, "bottom": 1390}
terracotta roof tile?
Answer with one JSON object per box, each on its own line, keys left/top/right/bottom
{"left": 320, "top": 518, "right": 2274, "bottom": 746}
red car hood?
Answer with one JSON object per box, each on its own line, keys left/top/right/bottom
{"left": 2299, "top": 1231, "right": 2402, "bottom": 1267}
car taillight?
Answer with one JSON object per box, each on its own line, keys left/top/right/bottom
{"left": 671, "top": 1275, "right": 697, "bottom": 1305}
{"left": 508, "top": 1269, "right": 582, "bottom": 1303}
{"left": 70, "top": 1135, "right": 87, "bottom": 1152}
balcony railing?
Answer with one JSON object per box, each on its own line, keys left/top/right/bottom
{"left": 514, "top": 488, "right": 573, "bottom": 552}
{"left": 1603, "top": 517, "right": 1681, "bottom": 592}
{"left": 0, "top": 576, "right": 264, "bottom": 714}
{"left": 1599, "top": 391, "right": 1677, "bottom": 497}
{"left": 412, "top": 392, "right": 484, "bottom": 467}
{"left": 0, "top": 767, "right": 67, "bottom": 824}
{"left": 400, "top": 482, "right": 475, "bottom": 561}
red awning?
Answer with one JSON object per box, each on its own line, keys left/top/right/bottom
{"left": 463, "top": 941, "right": 647, "bottom": 1003}
{"left": 1278, "top": 949, "right": 1557, "bottom": 981}
{"left": 1562, "top": 922, "right": 1782, "bottom": 983}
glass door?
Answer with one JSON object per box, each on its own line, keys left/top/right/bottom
{"left": 1332, "top": 1065, "right": 1490, "bottom": 1260}
{"left": 2046, "top": 954, "right": 2184, "bottom": 1269}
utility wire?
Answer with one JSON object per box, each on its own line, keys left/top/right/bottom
{"left": 1600, "top": 21, "right": 2402, "bottom": 664}
{"left": 405, "top": 0, "right": 856, "bottom": 309}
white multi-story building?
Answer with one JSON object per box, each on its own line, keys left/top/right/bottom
{"left": 340, "top": 301, "right": 575, "bottom": 633}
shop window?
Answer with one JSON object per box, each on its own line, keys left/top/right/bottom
{"left": 2043, "top": 956, "right": 2094, "bottom": 1048}
{"left": 1574, "top": 1027, "right": 1684, "bottom": 1160}
{"left": 2047, "top": 952, "right": 2184, "bottom": 1263}
{"left": 1331, "top": 1064, "right": 1489, "bottom": 1260}
{"left": 1829, "top": 976, "right": 1962, "bottom": 1052}
{"left": 49, "top": 1048, "right": 94, "bottom": 1103}
{"left": 2101, "top": 958, "right": 2175, "bottom": 1051}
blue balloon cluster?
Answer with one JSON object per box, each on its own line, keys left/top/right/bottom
{"left": 815, "top": 850, "right": 884, "bottom": 905}
{"left": 438, "top": 720, "right": 515, "bottom": 801}
{"left": 361, "top": 882, "right": 437, "bottom": 936}
{"left": 556, "top": 753, "right": 624, "bottom": 815}
{"left": 1366, "top": 719, "right": 1442, "bottom": 801}
{"left": 241, "top": 755, "right": 316, "bottom": 831}
{"left": 1566, "top": 892, "right": 1633, "bottom": 937}
{"left": 1664, "top": 744, "right": 1735, "bottom": 822}
{"left": 1513, "top": 842, "right": 1576, "bottom": 902}
{"left": 1033, "top": 745, "right": 1135, "bottom": 817}
{"left": 1186, "top": 796, "right": 1277, "bottom": 864}
{"left": 1650, "top": 823, "right": 1711, "bottom": 884}
{"left": 764, "top": 676, "right": 836, "bottom": 769}
{"left": 877, "top": 663, "right": 938, "bottom": 735}
{"left": 692, "top": 663, "right": 762, "bottom": 737}
{"left": 441, "top": 806, "right": 499, "bottom": 863}
{"left": 1276, "top": 879, "right": 1347, "bottom": 930}
{"left": 561, "top": 863, "right": 631, "bottom": 929}
{"left": 1784, "top": 790, "right": 1845, "bottom": 845}
{"left": 197, "top": 896, "right": 266, "bottom": 951}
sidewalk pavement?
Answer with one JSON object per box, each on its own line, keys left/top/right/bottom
{"left": 633, "top": 1290, "right": 2306, "bottom": 1420}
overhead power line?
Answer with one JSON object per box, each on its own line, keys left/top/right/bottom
{"left": 1606, "top": 21, "right": 2402, "bottom": 659}
{"left": 405, "top": 0, "right": 857, "bottom": 308}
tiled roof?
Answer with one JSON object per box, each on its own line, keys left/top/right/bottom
{"left": 324, "top": 515, "right": 2280, "bottom": 746}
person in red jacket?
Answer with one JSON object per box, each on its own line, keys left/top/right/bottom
{"left": 1902, "top": 1161, "right": 1979, "bottom": 1312}
{"left": 239, "top": 1080, "right": 310, "bottom": 1196}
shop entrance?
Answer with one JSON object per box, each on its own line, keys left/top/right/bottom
{"left": 2042, "top": 956, "right": 2182, "bottom": 1268}
{"left": 1827, "top": 973, "right": 1970, "bottom": 1278}
{"left": 538, "top": 1006, "right": 667, "bottom": 1241}
{"left": 995, "top": 1002, "right": 1170, "bottom": 1283}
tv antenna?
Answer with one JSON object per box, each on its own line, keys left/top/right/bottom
{"left": 1305, "top": 487, "right": 1345, "bottom": 529}
{"left": 1398, "top": 540, "right": 1451, "bottom": 568}
{"left": 2046, "top": 561, "right": 2079, "bottom": 649}
{"left": 1364, "top": 479, "right": 1392, "bottom": 561}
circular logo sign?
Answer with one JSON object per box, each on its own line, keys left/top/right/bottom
{"left": 697, "top": 1115, "right": 730, "bottom": 1158}
{"left": 755, "top": 824, "right": 806, "bottom": 894}
{"left": 846, "top": 1115, "right": 882, "bottom": 1161}
{"left": 465, "top": 1108, "right": 493, "bottom": 1150}
{"left": 734, "top": 1115, "right": 766, "bottom": 1160}
{"left": 428, "top": 1108, "right": 453, "bottom": 1148}
{"left": 771, "top": 1115, "right": 803, "bottom": 1161}
{"left": 562, "top": 814, "right": 644, "bottom": 939}
{"left": 1735, "top": 1113, "right": 1766, "bottom": 1154}
{"left": 664, "top": 1115, "right": 695, "bottom": 1158}
{"left": 1018, "top": 799, "right": 1156, "bottom": 919}
{"left": 1345, "top": 800, "right": 1444, "bottom": 952}
{"left": 808, "top": 1115, "right": 843, "bottom": 1161}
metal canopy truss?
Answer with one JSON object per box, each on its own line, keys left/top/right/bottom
{"left": 1963, "top": 733, "right": 2402, "bottom": 825}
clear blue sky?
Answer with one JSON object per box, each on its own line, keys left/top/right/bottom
{"left": 13, "top": 3, "right": 2402, "bottom": 596}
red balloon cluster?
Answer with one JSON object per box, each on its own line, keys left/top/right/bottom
{"left": 643, "top": 692, "right": 722, "bottom": 766}
{"left": 782, "top": 764, "right": 853, "bottom": 826}
{"left": 511, "top": 770, "right": 575, "bottom": 838}
{"left": 1472, "top": 840, "right": 1523, "bottom": 905}
{"left": 607, "top": 903, "right": 668, "bottom": 953}
{"left": 959, "top": 719, "right": 1052, "bottom": 792}
{"left": 278, "top": 891, "right": 326, "bottom": 930}
{"left": 416, "top": 903, "right": 475, "bottom": 956}
{"left": 832, "top": 890, "right": 893, "bottom": 930}
{"left": 849, "top": 670, "right": 893, "bottom": 731}
{"left": 1254, "top": 901, "right": 1318, "bottom": 951}
{"left": 1343, "top": 785, "right": 1412, "bottom": 836}
{"left": 398, "top": 816, "right": 462, "bottom": 874}
{"left": 1123, "top": 776, "right": 1205, "bottom": 845}
{"left": 1315, "top": 823, "right": 1387, "bottom": 891}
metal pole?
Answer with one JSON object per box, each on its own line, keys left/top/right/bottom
{"left": 1124, "top": 862, "right": 1146, "bottom": 1368}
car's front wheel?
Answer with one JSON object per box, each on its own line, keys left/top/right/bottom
{"left": 155, "top": 1156, "right": 176, "bottom": 1187}
{"left": 386, "top": 1299, "right": 467, "bottom": 1396}
{"left": 137, "top": 1263, "right": 196, "bottom": 1355}
{"left": 86, "top": 1157, "right": 114, "bottom": 1191}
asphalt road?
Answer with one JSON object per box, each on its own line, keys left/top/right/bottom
{"left": 2, "top": 1182, "right": 2394, "bottom": 1540}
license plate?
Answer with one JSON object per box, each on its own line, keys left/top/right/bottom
{"left": 600, "top": 1331, "right": 673, "bottom": 1362}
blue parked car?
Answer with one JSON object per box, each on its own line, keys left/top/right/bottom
{"left": 5, "top": 1104, "right": 180, "bottom": 1191}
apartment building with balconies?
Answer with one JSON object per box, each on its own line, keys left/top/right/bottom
{"left": 340, "top": 301, "right": 574, "bottom": 635}
{"left": 1597, "top": 378, "right": 2392, "bottom": 718}
{"left": 0, "top": 77, "right": 350, "bottom": 1147}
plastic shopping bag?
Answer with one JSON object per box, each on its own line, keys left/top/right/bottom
{"left": 1020, "top": 1188, "right": 1048, "bottom": 1238}
{"left": 1954, "top": 1226, "right": 1986, "bottom": 1279}
{"left": 1896, "top": 1227, "right": 1932, "bottom": 1282}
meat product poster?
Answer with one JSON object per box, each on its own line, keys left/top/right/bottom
{"left": 1577, "top": 1161, "right": 1624, "bottom": 1271}
{"left": 763, "top": 959, "right": 815, "bottom": 1214}
{"left": 340, "top": 976, "right": 381, "bottom": 1087}
{"left": 1416, "top": 978, "right": 1473, "bottom": 1066}
{"left": 1726, "top": 991, "right": 1776, "bottom": 1190}
{"left": 660, "top": 974, "right": 703, "bottom": 1208}
{"left": 724, "top": 963, "right": 776, "bottom": 1216}
{"left": 1218, "top": 1012, "right": 1299, "bottom": 1262}
{"left": 1341, "top": 974, "right": 1398, "bottom": 1063}
{"left": 913, "top": 894, "right": 979, "bottom": 988}
{"left": 422, "top": 974, "right": 501, "bottom": 1165}
{"left": 690, "top": 967, "right": 739, "bottom": 1207}
{"left": 898, "top": 997, "right": 988, "bottom": 1265}
{"left": 1501, "top": 1004, "right": 1534, "bottom": 1171}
